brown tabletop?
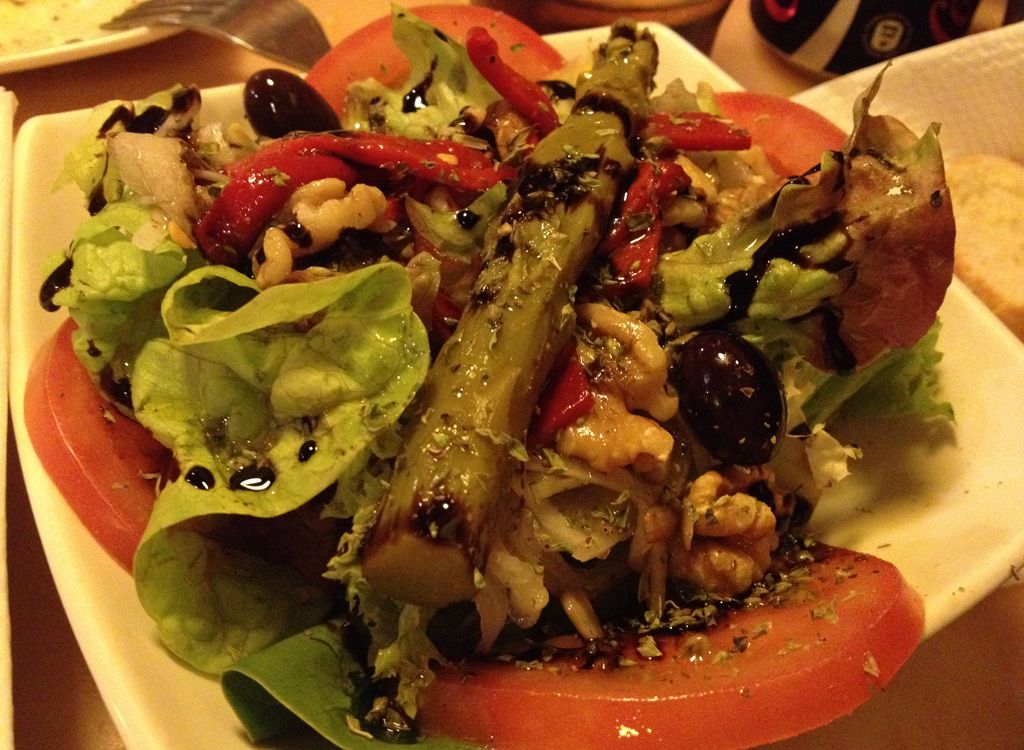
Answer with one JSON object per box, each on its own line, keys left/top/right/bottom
{"left": 3, "top": 1, "right": 1022, "bottom": 748}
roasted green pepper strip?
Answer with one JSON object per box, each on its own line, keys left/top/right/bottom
{"left": 360, "top": 23, "right": 659, "bottom": 607}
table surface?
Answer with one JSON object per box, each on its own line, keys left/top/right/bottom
{"left": 3, "top": 1, "right": 1023, "bottom": 748}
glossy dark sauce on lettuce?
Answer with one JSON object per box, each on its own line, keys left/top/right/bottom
{"left": 39, "top": 257, "right": 73, "bottom": 312}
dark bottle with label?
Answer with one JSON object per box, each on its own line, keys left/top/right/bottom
{"left": 751, "top": 0, "right": 1024, "bottom": 75}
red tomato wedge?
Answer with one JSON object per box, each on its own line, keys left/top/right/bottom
{"left": 24, "top": 319, "right": 169, "bottom": 571}
{"left": 716, "top": 91, "right": 847, "bottom": 177}
{"left": 420, "top": 545, "right": 924, "bottom": 750}
{"left": 305, "top": 4, "right": 565, "bottom": 118}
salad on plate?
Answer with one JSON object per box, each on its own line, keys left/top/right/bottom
{"left": 24, "top": 6, "right": 957, "bottom": 749}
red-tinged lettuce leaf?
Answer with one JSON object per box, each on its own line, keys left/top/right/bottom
{"left": 658, "top": 72, "right": 955, "bottom": 374}
{"left": 824, "top": 113, "right": 954, "bottom": 368}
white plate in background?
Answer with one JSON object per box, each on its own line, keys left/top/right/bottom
{"left": 791, "top": 21, "right": 1024, "bottom": 161}
{"left": 7, "top": 22, "right": 1024, "bottom": 750}
{"left": 0, "top": 0, "right": 176, "bottom": 74}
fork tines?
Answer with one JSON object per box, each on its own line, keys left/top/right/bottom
{"left": 103, "top": 0, "right": 228, "bottom": 26}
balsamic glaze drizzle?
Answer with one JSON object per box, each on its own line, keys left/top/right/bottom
{"left": 402, "top": 60, "right": 437, "bottom": 113}
{"left": 719, "top": 216, "right": 838, "bottom": 326}
{"left": 185, "top": 466, "right": 216, "bottom": 491}
{"left": 229, "top": 465, "right": 276, "bottom": 492}
{"left": 40, "top": 257, "right": 73, "bottom": 311}
{"left": 298, "top": 440, "right": 318, "bottom": 463}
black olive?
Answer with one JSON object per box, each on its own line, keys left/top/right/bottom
{"left": 243, "top": 68, "right": 340, "bottom": 137}
{"left": 673, "top": 330, "right": 786, "bottom": 466}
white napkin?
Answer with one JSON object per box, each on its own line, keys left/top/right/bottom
{"left": 792, "top": 22, "right": 1024, "bottom": 161}
{"left": 0, "top": 85, "right": 15, "bottom": 750}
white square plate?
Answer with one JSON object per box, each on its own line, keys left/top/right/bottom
{"left": 8, "top": 22, "right": 1024, "bottom": 750}
{"left": 0, "top": 85, "right": 16, "bottom": 750}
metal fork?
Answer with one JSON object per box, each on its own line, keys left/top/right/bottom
{"left": 101, "top": 0, "right": 332, "bottom": 70}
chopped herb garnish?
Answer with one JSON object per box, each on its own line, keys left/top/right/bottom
{"left": 637, "top": 635, "right": 663, "bottom": 659}
{"left": 261, "top": 167, "right": 290, "bottom": 186}
{"left": 863, "top": 651, "right": 880, "bottom": 678}
{"left": 810, "top": 596, "right": 839, "bottom": 624}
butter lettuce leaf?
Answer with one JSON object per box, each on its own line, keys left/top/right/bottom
{"left": 133, "top": 262, "right": 430, "bottom": 673}
{"left": 49, "top": 196, "right": 204, "bottom": 380}
{"left": 657, "top": 150, "right": 848, "bottom": 330}
{"left": 343, "top": 6, "right": 499, "bottom": 137}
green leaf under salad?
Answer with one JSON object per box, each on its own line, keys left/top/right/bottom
{"left": 222, "top": 621, "right": 480, "bottom": 750}
{"left": 47, "top": 196, "right": 204, "bottom": 381}
{"left": 132, "top": 262, "right": 430, "bottom": 672}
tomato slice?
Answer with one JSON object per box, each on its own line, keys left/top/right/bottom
{"left": 715, "top": 91, "right": 847, "bottom": 177}
{"left": 305, "top": 4, "right": 565, "bottom": 117}
{"left": 419, "top": 545, "right": 924, "bottom": 750}
{"left": 23, "top": 319, "right": 169, "bottom": 571}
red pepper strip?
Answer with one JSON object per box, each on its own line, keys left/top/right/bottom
{"left": 529, "top": 346, "right": 595, "bottom": 448}
{"left": 605, "top": 217, "right": 663, "bottom": 298}
{"left": 325, "top": 131, "right": 516, "bottom": 191}
{"left": 645, "top": 111, "right": 753, "bottom": 152}
{"left": 653, "top": 159, "right": 691, "bottom": 200}
{"left": 601, "top": 160, "right": 656, "bottom": 254}
{"left": 465, "top": 25, "right": 560, "bottom": 137}
{"left": 379, "top": 195, "right": 404, "bottom": 225}
{"left": 601, "top": 159, "right": 690, "bottom": 254}
{"left": 195, "top": 136, "right": 358, "bottom": 265}
{"left": 600, "top": 157, "right": 686, "bottom": 296}
{"left": 196, "top": 132, "right": 510, "bottom": 264}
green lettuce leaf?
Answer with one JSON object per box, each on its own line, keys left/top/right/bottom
{"left": 56, "top": 86, "right": 190, "bottom": 207}
{"left": 343, "top": 6, "right": 499, "bottom": 138}
{"left": 739, "top": 318, "right": 952, "bottom": 427}
{"left": 814, "top": 321, "right": 953, "bottom": 422}
{"left": 221, "top": 621, "right": 480, "bottom": 749}
{"left": 49, "top": 196, "right": 203, "bottom": 380}
{"left": 657, "top": 150, "right": 848, "bottom": 330}
{"left": 743, "top": 318, "right": 948, "bottom": 505}
{"left": 133, "top": 262, "right": 430, "bottom": 673}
